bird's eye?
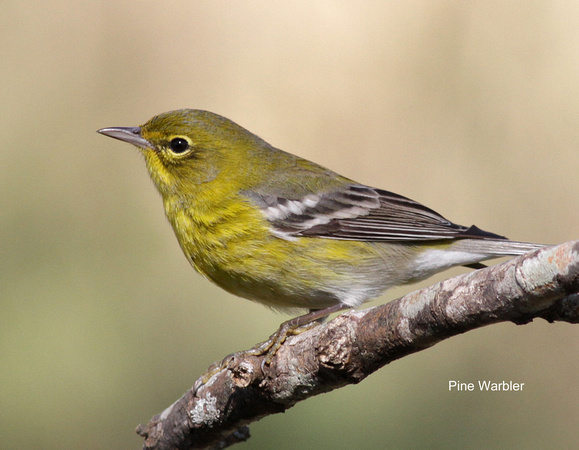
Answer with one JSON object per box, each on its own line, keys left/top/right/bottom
{"left": 169, "top": 137, "right": 190, "bottom": 154}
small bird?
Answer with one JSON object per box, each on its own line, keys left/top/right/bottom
{"left": 98, "top": 109, "right": 545, "bottom": 355}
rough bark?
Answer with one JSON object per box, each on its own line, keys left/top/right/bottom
{"left": 137, "top": 241, "right": 579, "bottom": 450}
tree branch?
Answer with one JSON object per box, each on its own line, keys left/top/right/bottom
{"left": 137, "top": 240, "right": 579, "bottom": 450}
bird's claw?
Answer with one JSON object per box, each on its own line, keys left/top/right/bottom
{"left": 194, "top": 317, "right": 324, "bottom": 394}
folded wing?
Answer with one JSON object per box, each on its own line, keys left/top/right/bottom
{"left": 247, "top": 184, "right": 506, "bottom": 242}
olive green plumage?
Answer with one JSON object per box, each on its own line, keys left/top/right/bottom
{"left": 98, "top": 109, "right": 544, "bottom": 311}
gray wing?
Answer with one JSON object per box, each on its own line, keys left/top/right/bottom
{"left": 245, "top": 184, "right": 506, "bottom": 241}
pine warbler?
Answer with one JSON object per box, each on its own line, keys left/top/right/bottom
{"left": 98, "top": 109, "right": 545, "bottom": 348}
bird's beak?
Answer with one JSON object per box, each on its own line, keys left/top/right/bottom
{"left": 97, "top": 126, "right": 153, "bottom": 149}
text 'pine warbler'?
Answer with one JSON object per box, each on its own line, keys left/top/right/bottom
{"left": 98, "top": 109, "right": 544, "bottom": 323}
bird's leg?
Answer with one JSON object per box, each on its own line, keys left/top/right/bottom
{"left": 249, "top": 303, "right": 347, "bottom": 364}
{"left": 196, "top": 303, "right": 347, "bottom": 390}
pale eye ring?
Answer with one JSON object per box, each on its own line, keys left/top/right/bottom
{"left": 169, "top": 137, "right": 190, "bottom": 154}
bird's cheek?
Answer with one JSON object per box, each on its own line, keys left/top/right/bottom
{"left": 181, "top": 160, "right": 220, "bottom": 185}
{"left": 142, "top": 151, "right": 176, "bottom": 194}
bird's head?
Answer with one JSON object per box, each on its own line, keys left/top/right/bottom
{"left": 98, "top": 109, "right": 270, "bottom": 196}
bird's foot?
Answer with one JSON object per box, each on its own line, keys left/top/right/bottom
{"left": 194, "top": 304, "right": 347, "bottom": 392}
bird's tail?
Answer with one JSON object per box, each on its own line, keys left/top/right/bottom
{"left": 452, "top": 239, "right": 548, "bottom": 257}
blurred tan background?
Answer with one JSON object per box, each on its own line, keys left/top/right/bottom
{"left": 1, "top": 2, "right": 578, "bottom": 449}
